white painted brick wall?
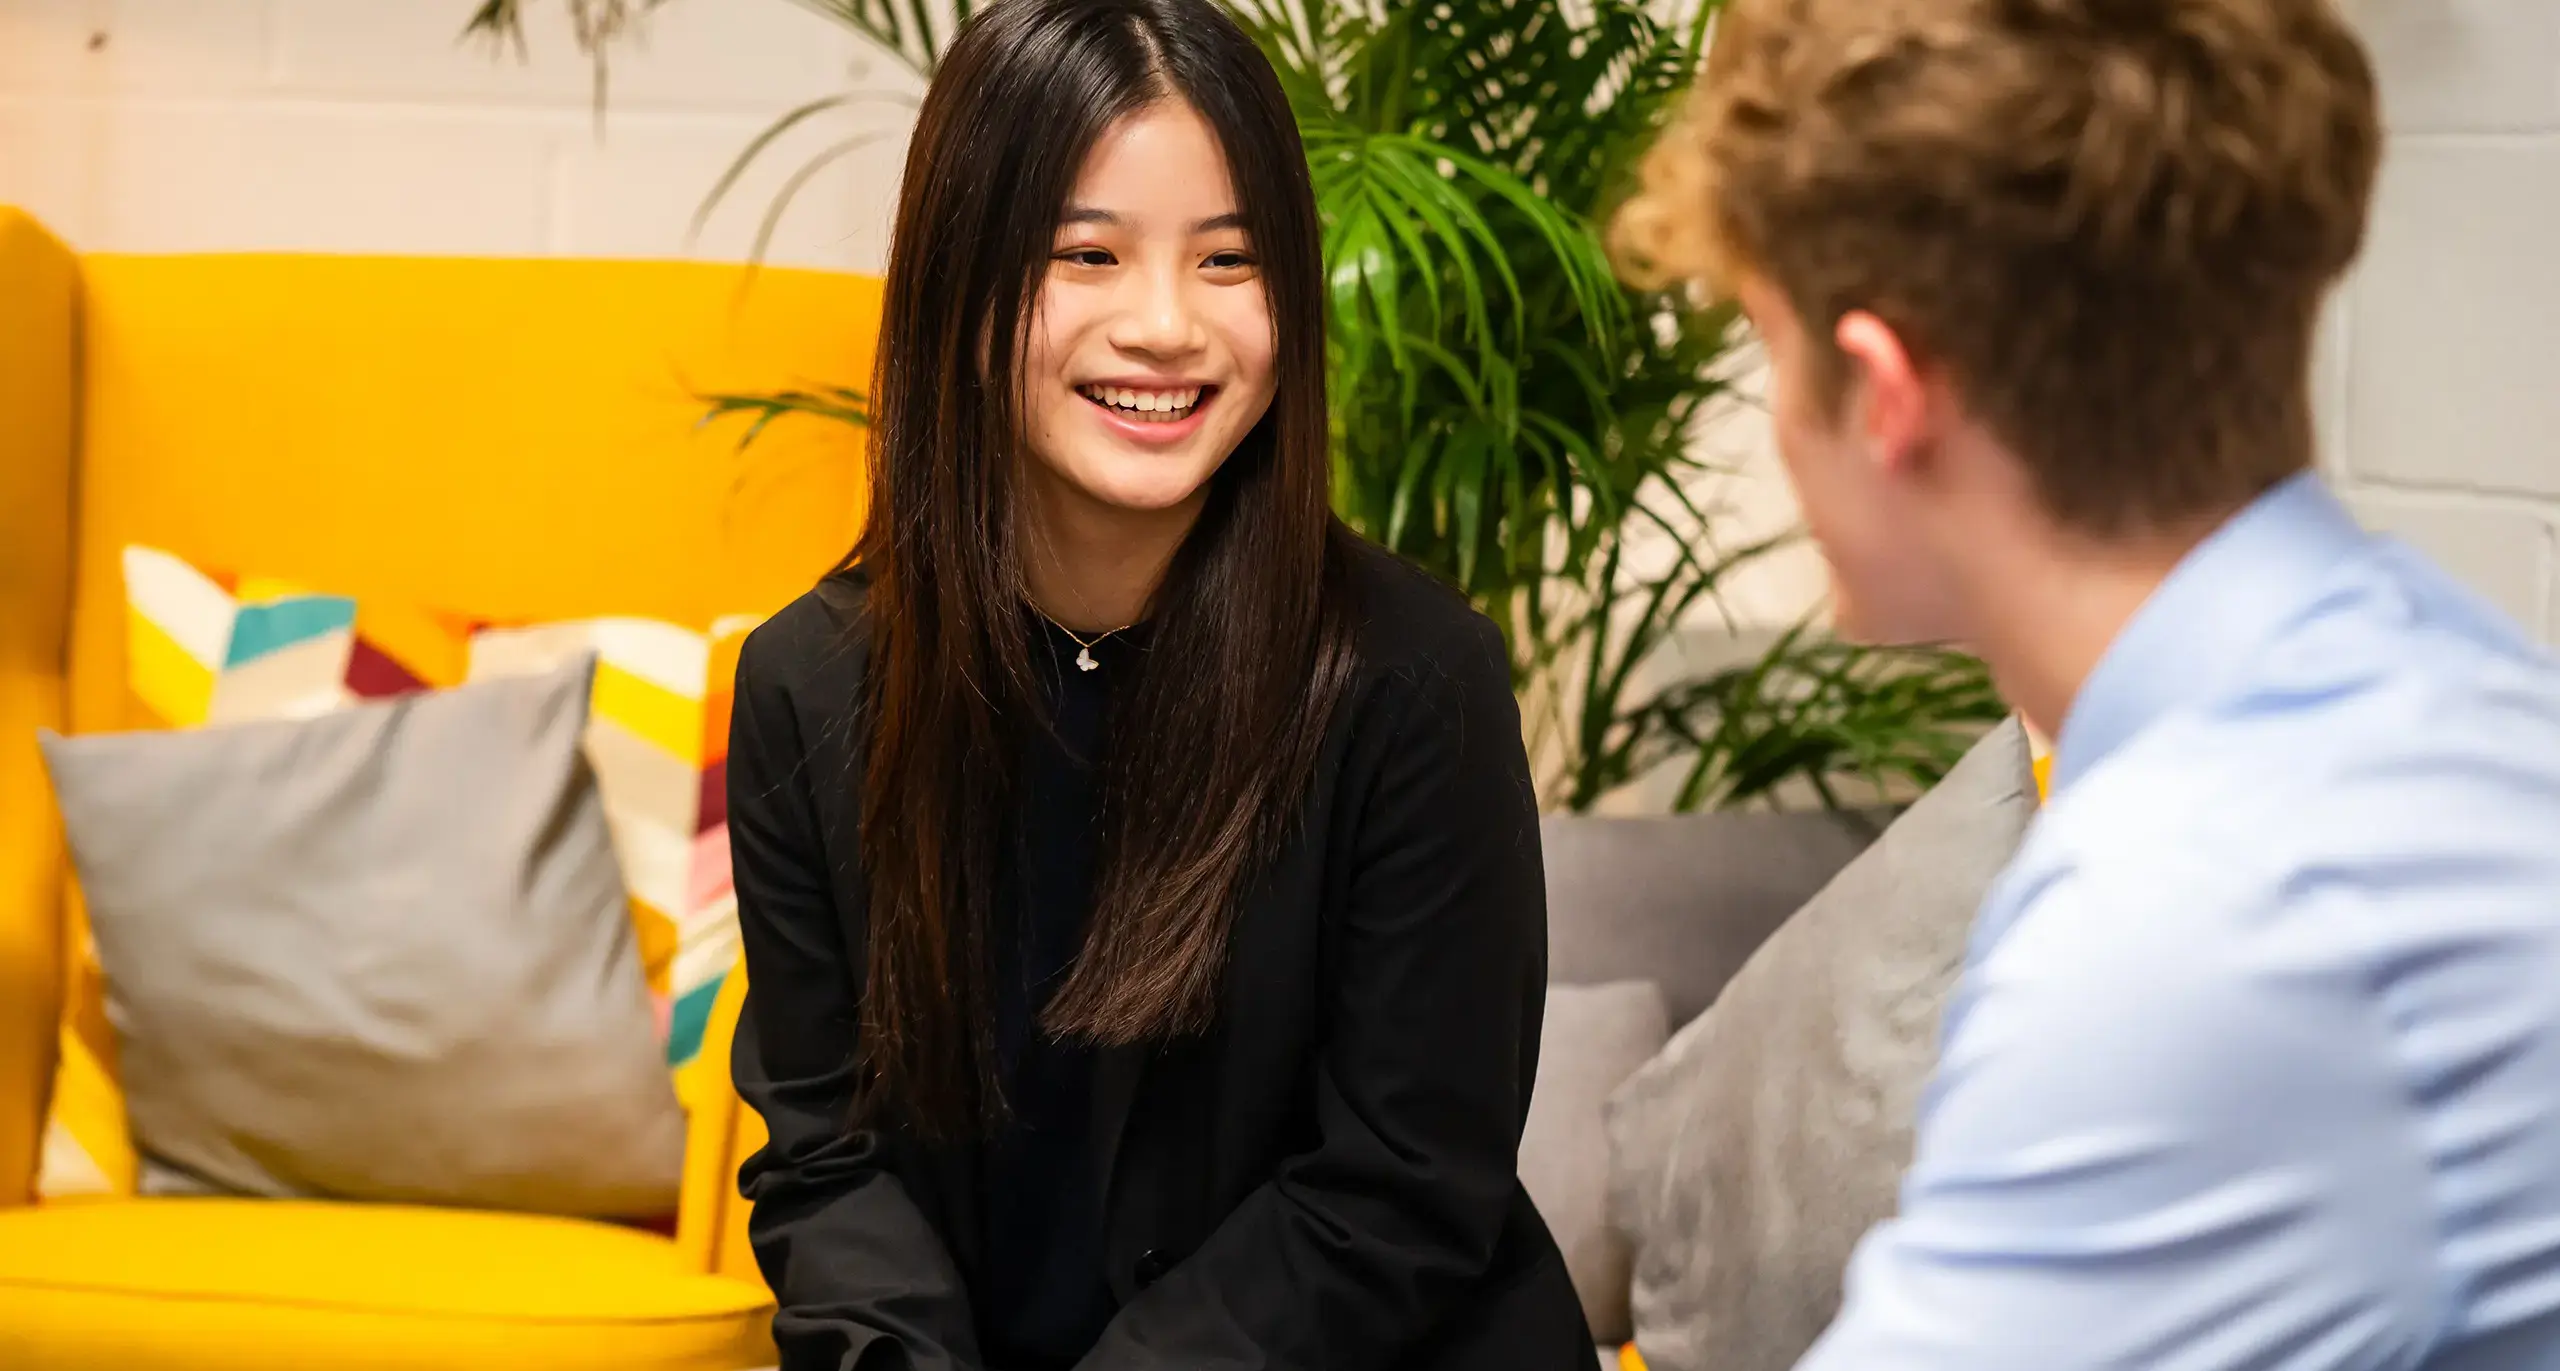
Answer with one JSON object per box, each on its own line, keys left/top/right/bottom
{"left": 2324, "top": 0, "right": 2560, "bottom": 640}
{"left": 0, "top": 0, "right": 917, "bottom": 270}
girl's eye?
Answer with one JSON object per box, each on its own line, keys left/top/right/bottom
{"left": 1055, "top": 248, "right": 1114, "bottom": 268}
{"left": 1205, "top": 251, "right": 1255, "bottom": 271}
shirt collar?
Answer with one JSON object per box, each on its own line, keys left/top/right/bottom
{"left": 2051, "top": 470, "right": 2368, "bottom": 791}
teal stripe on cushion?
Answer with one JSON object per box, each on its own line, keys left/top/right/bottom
{"left": 667, "top": 975, "right": 725, "bottom": 1068}
{"left": 225, "top": 596, "right": 357, "bottom": 667}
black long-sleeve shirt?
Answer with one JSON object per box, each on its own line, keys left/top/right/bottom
{"left": 974, "top": 613, "right": 1127, "bottom": 1367}
{"left": 725, "top": 539, "right": 1593, "bottom": 1371}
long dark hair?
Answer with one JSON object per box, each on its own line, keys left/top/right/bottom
{"left": 849, "top": 0, "right": 1357, "bottom": 1137}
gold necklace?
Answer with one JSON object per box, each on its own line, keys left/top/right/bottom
{"left": 1041, "top": 613, "right": 1136, "bottom": 673}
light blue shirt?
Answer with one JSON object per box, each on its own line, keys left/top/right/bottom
{"left": 1800, "top": 473, "right": 2560, "bottom": 1371}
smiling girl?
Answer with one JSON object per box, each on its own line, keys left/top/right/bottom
{"left": 722, "top": 1, "right": 1586, "bottom": 1368}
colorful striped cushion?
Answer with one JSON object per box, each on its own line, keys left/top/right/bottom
{"left": 37, "top": 545, "right": 761, "bottom": 1202}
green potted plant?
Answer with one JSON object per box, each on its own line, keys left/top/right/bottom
{"left": 467, "top": 0, "right": 2005, "bottom": 813}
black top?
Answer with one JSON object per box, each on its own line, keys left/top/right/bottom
{"left": 726, "top": 536, "right": 1595, "bottom": 1371}
{"left": 976, "top": 612, "right": 1127, "bottom": 1366}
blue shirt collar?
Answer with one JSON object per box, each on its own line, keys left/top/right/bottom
{"left": 2051, "top": 471, "right": 2368, "bottom": 791}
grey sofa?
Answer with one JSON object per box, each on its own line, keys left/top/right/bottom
{"left": 1544, "top": 809, "right": 1887, "bottom": 1024}
{"left": 1532, "top": 808, "right": 1887, "bottom": 1364}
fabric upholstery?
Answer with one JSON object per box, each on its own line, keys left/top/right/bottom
{"left": 112, "top": 543, "right": 756, "bottom": 1064}
{"left": 1520, "top": 980, "right": 1671, "bottom": 1344}
{"left": 674, "top": 961, "right": 755, "bottom": 1274}
{"left": 64, "top": 251, "right": 875, "bottom": 748}
{"left": 0, "top": 209, "right": 77, "bottom": 1208}
{"left": 1543, "top": 809, "right": 1886, "bottom": 1024}
{"left": 41, "top": 540, "right": 769, "bottom": 1201}
{"left": 1604, "top": 720, "right": 2037, "bottom": 1371}
{"left": 670, "top": 956, "right": 771, "bottom": 1285}
{"left": 0, "top": 227, "right": 877, "bottom": 1371}
{"left": 41, "top": 658, "right": 686, "bottom": 1217}
{"left": 469, "top": 610, "right": 756, "bottom": 1069}
{"left": 0, "top": 1200, "right": 773, "bottom": 1370}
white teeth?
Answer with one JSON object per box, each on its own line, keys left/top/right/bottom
{"left": 1083, "top": 385, "right": 1203, "bottom": 417}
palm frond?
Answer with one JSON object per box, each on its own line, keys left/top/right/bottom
{"left": 461, "top": 0, "right": 526, "bottom": 52}
{"left": 461, "top": 0, "right": 679, "bottom": 118}
{"left": 688, "top": 94, "right": 854, "bottom": 242}
{"left": 699, "top": 384, "right": 872, "bottom": 451}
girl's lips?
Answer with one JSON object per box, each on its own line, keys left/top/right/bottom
{"left": 1080, "top": 386, "right": 1216, "bottom": 446}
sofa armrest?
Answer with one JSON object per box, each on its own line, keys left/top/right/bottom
{"left": 674, "top": 961, "right": 768, "bottom": 1284}
{"left": 0, "top": 208, "right": 79, "bottom": 1209}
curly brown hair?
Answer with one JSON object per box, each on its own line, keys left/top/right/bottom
{"left": 1614, "top": 0, "right": 2383, "bottom": 536}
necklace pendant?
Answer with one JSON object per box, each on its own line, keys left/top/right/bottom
{"left": 1075, "top": 646, "right": 1099, "bottom": 672}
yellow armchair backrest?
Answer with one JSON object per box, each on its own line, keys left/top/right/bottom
{"left": 65, "top": 250, "right": 879, "bottom": 733}
{"left": 0, "top": 203, "right": 878, "bottom": 1207}
{"left": 0, "top": 212, "right": 79, "bottom": 1207}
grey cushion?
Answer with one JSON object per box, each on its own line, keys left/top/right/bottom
{"left": 1521, "top": 980, "right": 1672, "bottom": 1344}
{"left": 1544, "top": 809, "right": 1886, "bottom": 1024}
{"left": 39, "top": 655, "right": 685, "bottom": 1219}
{"left": 1603, "top": 719, "right": 2037, "bottom": 1371}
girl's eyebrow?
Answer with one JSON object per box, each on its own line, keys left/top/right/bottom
{"left": 1059, "top": 205, "right": 1249, "bottom": 233}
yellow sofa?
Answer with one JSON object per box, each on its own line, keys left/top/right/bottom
{"left": 0, "top": 206, "right": 878, "bottom": 1369}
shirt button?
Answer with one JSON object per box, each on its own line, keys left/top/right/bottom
{"left": 1133, "top": 1250, "right": 1172, "bottom": 1288}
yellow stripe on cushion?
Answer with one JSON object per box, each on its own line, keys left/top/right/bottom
{"left": 593, "top": 659, "right": 705, "bottom": 767}
{"left": 120, "top": 544, "right": 234, "bottom": 671}
{"left": 632, "top": 896, "right": 679, "bottom": 998}
{"left": 125, "top": 607, "right": 215, "bottom": 728}
{"left": 586, "top": 618, "right": 714, "bottom": 700}
{"left": 587, "top": 720, "right": 699, "bottom": 920}
{"left": 584, "top": 714, "right": 703, "bottom": 835}
{"left": 34, "top": 1027, "right": 135, "bottom": 1199}
{"left": 1619, "top": 1346, "right": 1648, "bottom": 1371}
